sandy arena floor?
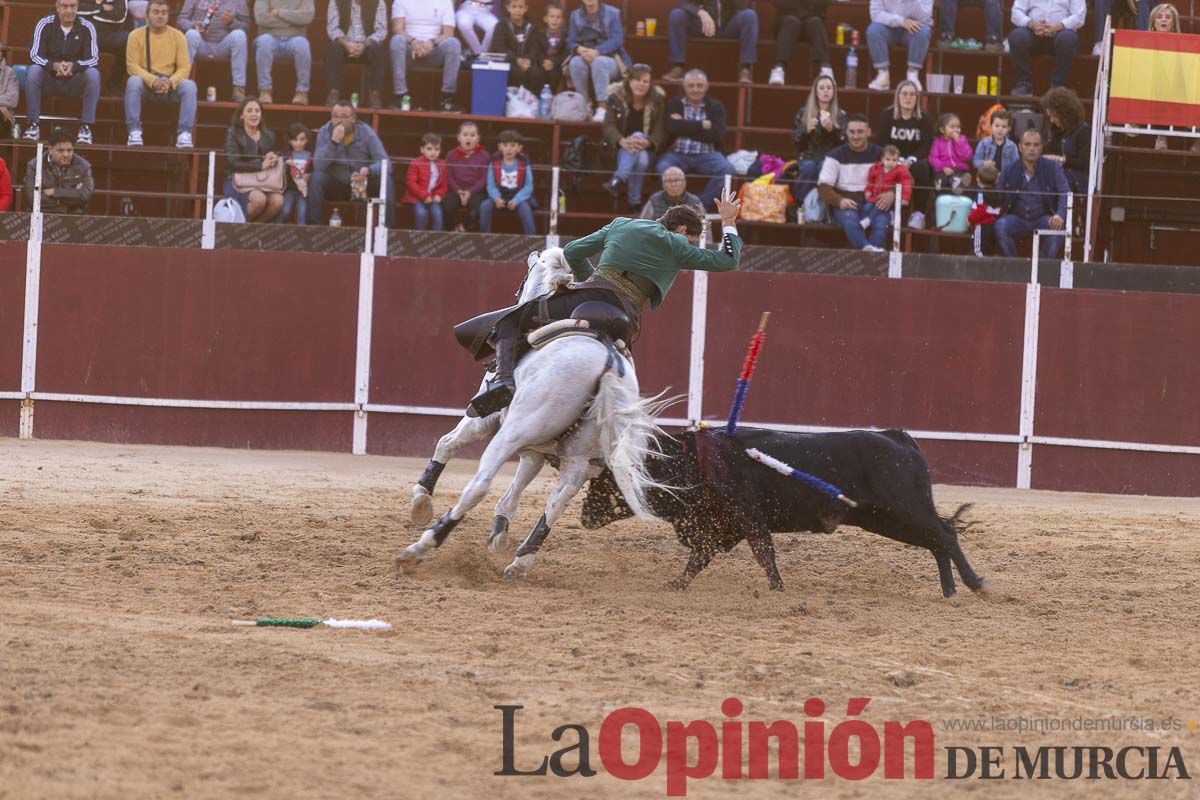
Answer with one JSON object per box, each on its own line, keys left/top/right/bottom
{"left": 1, "top": 438, "right": 1198, "bottom": 799}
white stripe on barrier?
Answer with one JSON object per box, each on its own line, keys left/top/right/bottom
{"left": 1030, "top": 436, "right": 1200, "bottom": 457}
{"left": 0, "top": 391, "right": 24, "bottom": 400}
{"left": 687, "top": 271, "right": 708, "bottom": 423}
{"left": 1016, "top": 282, "right": 1043, "bottom": 488}
{"left": 29, "top": 393, "right": 356, "bottom": 411}
{"left": 352, "top": 251, "right": 375, "bottom": 455}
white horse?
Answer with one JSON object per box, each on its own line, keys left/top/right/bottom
{"left": 396, "top": 250, "right": 663, "bottom": 580}
{"left": 409, "top": 249, "right": 571, "bottom": 535}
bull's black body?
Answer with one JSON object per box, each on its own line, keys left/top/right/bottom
{"left": 581, "top": 427, "right": 987, "bottom": 597}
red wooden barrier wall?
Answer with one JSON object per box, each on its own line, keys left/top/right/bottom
{"left": 2, "top": 243, "right": 1199, "bottom": 495}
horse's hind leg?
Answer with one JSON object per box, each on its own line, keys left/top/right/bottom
{"left": 411, "top": 412, "right": 501, "bottom": 526}
{"left": 503, "top": 457, "right": 594, "bottom": 580}
{"left": 397, "top": 429, "right": 522, "bottom": 569}
{"left": 489, "top": 452, "right": 547, "bottom": 552}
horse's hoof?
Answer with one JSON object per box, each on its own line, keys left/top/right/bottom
{"left": 502, "top": 554, "right": 533, "bottom": 581}
{"left": 395, "top": 543, "right": 427, "bottom": 573}
{"left": 411, "top": 490, "right": 434, "bottom": 528}
{"left": 488, "top": 516, "right": 510, "bottom": 553}
{"left": 971, "top": 578, "right": 994, "bottom": 598}
{"left": 768, "top": 581, "right": 784, "bottom": 592}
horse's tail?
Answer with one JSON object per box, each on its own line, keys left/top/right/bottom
{"left": 590, "top": 373, "right": 670, "bottom": 520}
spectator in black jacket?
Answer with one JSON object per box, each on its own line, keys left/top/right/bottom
{"left": 23, "top": 127, "right": 94, "bottom": 214}
{"left": 1040, "top": 85, "right": 1090, "bottom": 194}
{"left": 77, "top": 0, "right": 129, "bottom": 95}
{"left": 662, "top": 0, "right": 759, "bottom": 84}
{"left": 25, "top": 0, "right": 100, "bottom": 145}
{"left": 493, "top": 0, "right": 543, "bottom": 91}
{"left": 791, "top": 74, "right": 845, "bottom": 205}
{"left": 653, "top": 69, "right": 734, "bottom": 211}
{"left": 224, "top": 98, "right": 284, "bottom": 222}
{"left": 769, "top": 0, "right": 833, "bottom": 85}
{"left": 875, "top": 79, "right": 934, "bottom": 228}
{"left": 530, "top": 1, "right": 567, "bottom": 91}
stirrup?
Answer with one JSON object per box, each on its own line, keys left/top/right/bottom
{"left": 467, "top": 381, "right": 514, "bottom": 418}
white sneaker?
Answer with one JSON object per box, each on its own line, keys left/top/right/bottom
{"left": 176, "top": 131, "right": 193, "bottom": 148}
{"left": 868, "top": 71, "right": 889, "bottom": 91}
{"left": 862, "top": 245, "right": 885, "bottom": 253}
{"left": 127, "top": 129, "right": 143, "bottom": 147}
{"left": 906, "top": 70, "right": 922, "bottom": 92}
{"left": 819, "top": 65, "right": 835, "bottom": 79}
{"left": 768, "top": 66, "right": 785, "bottom": 85}
{"left": 75, "top": 124, "right": 92, "bottom": 145}
{"left": 1091, "top": 42, "right": 1103, "bottom": 56}
{"left": 22, "top": 123, "right": 39, "bottom": 141}
{"left": 908, "top": 211, "right": 926, "bottom": 230}
{"left": 591, "top": 106, "right": 606, "bottom": 123}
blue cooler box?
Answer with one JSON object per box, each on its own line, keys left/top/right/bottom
{"left": 471, "top": 61, "right": 511, "bottom": 117}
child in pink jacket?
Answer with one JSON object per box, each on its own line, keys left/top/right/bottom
{"left": 929, "top": 112, "right": 973, "bottom": 193}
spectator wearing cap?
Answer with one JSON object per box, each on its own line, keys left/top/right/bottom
{"left": 661, "top": 0, "right": 759, "bottom": 85}
{"left": 178, "top": 0, "right": 251, "bottom": 102}
{"left": 24, "top": 126, "right": 94, "bottom": 214}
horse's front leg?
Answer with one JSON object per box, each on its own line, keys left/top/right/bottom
{"left": 489, "top": 451, "right": 547, "bottom": 552}
{"left": 411, "top": 408, "right": 501, "bottom": 527}
{"left": 503, "top": 457, "right": 593, "bottom": 580}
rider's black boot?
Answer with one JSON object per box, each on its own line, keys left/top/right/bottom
{"left": 467, "top": 337, "right": 517, "bottom": 417}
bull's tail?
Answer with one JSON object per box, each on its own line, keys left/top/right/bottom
{"left": 589, "top": 375, "right": 673, "bottom": 520}
{"left": 941, "top": 502, "right": 977, "bottom": 535}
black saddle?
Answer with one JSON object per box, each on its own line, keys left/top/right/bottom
{"left": 570, "top": 301, "right": 632, "bottom": 345}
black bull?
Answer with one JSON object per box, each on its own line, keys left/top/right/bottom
{"left": 581, "top": 427, "right": 988, "bottom": 598}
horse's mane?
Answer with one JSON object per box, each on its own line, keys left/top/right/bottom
{"left": 517, "top": 248, "right": 574, "bottom": 303}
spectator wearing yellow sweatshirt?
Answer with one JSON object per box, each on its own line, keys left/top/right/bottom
{"left": 124, "top": 0, "right": 196, "bottom": 148}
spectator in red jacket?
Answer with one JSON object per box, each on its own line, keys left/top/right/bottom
{"left": 441, "top": 120, "right": 490, "bottom": 231}
{"left": 0, "top": 155, "right": 12, "bottom": 210}
{"left": 865, "top": 145, "right": 913, "bottom": 212}
{"left": 403, "top": 131, "right": 448, "bottom": 230}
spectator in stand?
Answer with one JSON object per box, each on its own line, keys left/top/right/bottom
{"left": 390, "top": 0, "right": 463, "bottom": 112}
{"left": 442, "top": 120, "right": 489, "bottom": 230}
{"left": 968, "top": 161, "right": 1001, "bottom": 255}
{"left": 456, "top": 0, "right": 499, "bottom": 61}
{"left": 1094, "top": 0, "right": 1152, "bottom": 54}
{"left": 768, "top": 0, "right": 833, "bottom": 86}
{"left": 277, "top": 121, "right": 311, "bottom": 223}
{"left": 254, "top": 0, "right": 314, "bottom": 105}
{"left": 1007, "top": 0, "right": 1084, "bottom": 95}
{"left": 864, "top": 144, "right": 913, "bottom": 224}
{"left": 928, "top": 112, "right": 973, "bottom": 192}
{"left": 306, "top": 100, "right": 394, "bottom": 225}
{"left": 0, "top": 153, "right": 11, "bottom": 210}
{"left": 493, "top": 0, "right": 542, "bottom": 91}
{"left": 937, "top": 0, "right": 1004, "bottom": 52}
{"left": 639, "top": 166, "right": 703, "bottom": 219}
{"left": 77, "top": 0, "right": 130, "bottom": 96}
{"left": 531, "top": 1, "right": 567, "bottom": 91}
{"left": 602, "top": 64, "right": 666, "bottom": 214}
{"left": 994, "top": 128, "right": 1069, "bottom": 257}
{"left": 325, "top": 0, "right": 388, "bottom": 107}
{"left": 1143, "top": 5, "right": 1198, "bottom": 151}
{"left": 124, "top": 0, "right": 196, "bottom": 148}
{"left": 480, "top": 129, "right": 536, "bottom": 235}
{"left": 25, "top": 0, "right": 100, "bottom": 145}
{"left": 792, "top": 74, "right": 846, "bottom": 210}
{"left": 566, "top": 0, "right": 629, "bottom": 123}
{"left": 661, "top": 0, "right": 759, "bottom": 85}
{"left": 655, "top": 69, "right": 734, "bottom": 212}
{"left": 1040, "top": 86, "right": 1090, "bottom": 193}
{"left": 179, "top": 0, "right": 251, "bottom": 102}
{"left": 0, "top": 50, "right": 20, "bottom": 139}
{"left": 818, "top": 114, "right": 888, "bottom": 251}
{"left": 224, "top": 97, "right": 284, "bottom": 222}
{"left": 23, "top": 126, "right": 93, "bottom": 213}
{"left": 972, "top": 108, "right": 1018, "bottom": 174}
{"left": 865, "top": 0, "right": 933, "bottom": 92}
{"left": 403, "top": 131, "right": 448, "bottom": 230}
{"left": 875, "top": 79, "right": 932, "bottom": 228}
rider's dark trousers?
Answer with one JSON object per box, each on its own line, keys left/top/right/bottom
{"left": 493, "top": 288, "right": 631, "bottom": 344}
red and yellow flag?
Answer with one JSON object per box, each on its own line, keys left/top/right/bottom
{"left": 1109, "top": 30, "right": 1200, "bottom": 126}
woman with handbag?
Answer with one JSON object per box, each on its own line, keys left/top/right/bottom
{"left": 224, "top": 98, "right": 285, "bottom": 222}
{"left": 601, "top": 64, "right": 665, "bottom": 214}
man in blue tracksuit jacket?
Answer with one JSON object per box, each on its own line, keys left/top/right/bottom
{"left": 994, "top": 128, "right": 1070, "bottom": 259}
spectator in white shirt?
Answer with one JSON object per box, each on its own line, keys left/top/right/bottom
{"left": 1007, "top": 0, "right": 1085, "bottom": 95}
{"left": 390, "top": 0, "right": 463, "bottom": 112}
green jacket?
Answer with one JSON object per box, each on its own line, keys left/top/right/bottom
{"left": 563, "top": 217, "right": 741, "bottom": 308}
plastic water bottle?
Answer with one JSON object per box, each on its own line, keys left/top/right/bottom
{"left": 845, "top": 47, "right": 858, "bottom": 88}
{"left": 539, "top": 84, "right": 553, "bottom": 119}
{"left": 329, "top": 208, "right": 342, "bottom": 227}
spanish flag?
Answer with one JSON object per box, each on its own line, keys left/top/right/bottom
{"left": 1109, "top": 30, "right": 1200, "bottom": 126}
